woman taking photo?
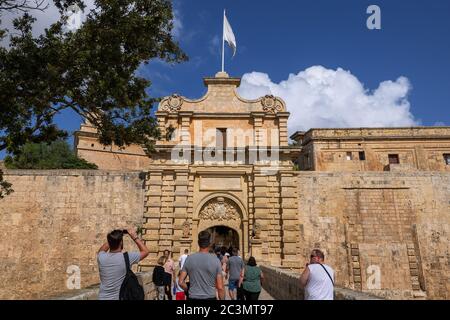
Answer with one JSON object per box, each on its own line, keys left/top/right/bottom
{"left": 239, "top": 256, "right": 264, "bottom": 300}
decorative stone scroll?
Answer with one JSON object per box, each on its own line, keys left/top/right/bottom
{"left": 199, "top": 197, "right": 240, "bottom": 221}
{"left": 160, "top": 94, "right": 183, "bottom": 113}
{"left": 261, "top": 95, "right": 284, "bottom": 114}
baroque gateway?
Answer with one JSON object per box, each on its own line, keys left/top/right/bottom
{"left": 1, "top": 72, "right": 445, "bottom": 299}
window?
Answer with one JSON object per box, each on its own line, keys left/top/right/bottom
{"left": 359, "top": 151, "right": 366, "bottom": 161}
{"left": 388, "top": 154, "right": 400, "bottom": 165}
{"left": 444, "top": 154, "right": 450, "bottom": 165}
{"left": 346, "top": 152, "right": 353, "bottom": 161}
{"left": 216, "top": 128, "right": 227, "bottom": 149}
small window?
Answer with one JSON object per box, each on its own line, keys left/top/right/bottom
{"left": 444, "top": 154, "right": 450, "bottom": 165}
{"left": 388, "top": 154, "right": 400, "bottom": 165}
{"left": 305, "top": 154, "right": 310, "bottom": 168}
{"left": 346, "top": 152, "right": 353, "bottom": 161}
{"left": 216, "top": 128, "right": 227, "bottom": 149}
{"left": 359, "top": 151, "right": 366, "bottom": 161}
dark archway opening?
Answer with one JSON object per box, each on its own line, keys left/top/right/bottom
{"left": 203, "top": 226, "right": 239, "bottom": 252}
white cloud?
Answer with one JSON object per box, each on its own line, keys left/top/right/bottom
{"left": 237, "top": 66, "right": 419, "bottom": 134}
{"left": 209, "top": 34, "right": 220, "bottom": 55}
{"left": 1, "top": 0, "right": 96, "bottom": 46}
{"left": 172, "top": 7, "right": 182, "bottom": 39}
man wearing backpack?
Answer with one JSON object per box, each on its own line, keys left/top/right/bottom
{"left": 97, "top": 228, "right": 149, "bottom": 300}
{"left": 299, "top": 249, "right": 335, "bottom": 300}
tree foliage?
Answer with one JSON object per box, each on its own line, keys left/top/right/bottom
{"left": 0, "top": 169, "right": 12, "bottom": 199}
{"left": 0, "top": 0, "right": 48, "bottom": 12}
{"left": 4, "top": 140, "right": 98, "bottom": 169}
{"left": 0, "top": 0, "right": 187, "bottom": 197}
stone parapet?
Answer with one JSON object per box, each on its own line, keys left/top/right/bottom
{"left": 260, "top": 265, "right": 383, "bottom": 300}
{"left": 48, "top": 271, "right": 155, "bottom": 300}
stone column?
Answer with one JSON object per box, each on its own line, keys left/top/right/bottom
{"left": 251, "top": 112, "right": 265, "bottom": 147}
{"left": 172, "top": 169, "right": 190, "bottom": 261}
{"left": 158, "top": 171, "right": 176, "bottom": 256}
{"left": 179, "top": 112, "right": 193, "bottom": 145}
{"left": 277, "top": 112, "right": 290, "bottom": 147}
{"left": 279, "top": 171, "right": 300, "bottom": 269}
{"left": 155, "top": 112, "right": 168, "bottom": 139}
{"left": 252, "top": 171, "right": 283, "bottom": 266}
{"left": 141, "top": 169, "right": 163, "bottom": 269}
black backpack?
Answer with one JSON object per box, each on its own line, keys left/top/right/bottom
{"left": 119, "top": 252, "right": 145, "bottom": 300}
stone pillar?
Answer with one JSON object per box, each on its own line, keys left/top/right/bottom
{"left": 141, "top": 169, "right": 163, "bottom": 269}
{"left": 251, "top": 112, "right": 265, "bottom": 147}
{"left": 247, "top": 174, "right": 259, "bottom": 259}
{"left": 253, "top": 171, "right": 283, "bottom": 267}
{"left": 155, "top": 112, "right": 168, "bottom": 139}
{"left": 158, "top": 171, "right": 176, "bottom": 255}
{"left": 172, "top": 169, "right": 190, "bottom": 261}
{"left": 277, "top": 112, "right": 290, "bottom": 147}
{"left": 179, "top": 112, "right": 193, "bottom": 145}
{"left": 279, "top": 171, "right": 300, "bottom": 269}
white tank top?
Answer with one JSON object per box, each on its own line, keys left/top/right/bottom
{"left": 305, "top": 264, "right": 334, "bottom": 300}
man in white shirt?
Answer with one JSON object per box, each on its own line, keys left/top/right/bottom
{"left": 299, "top": 249, "right": 335, "bottom": 300}
{"left": 179, "top": 249, "right": 189, "bottom": 269}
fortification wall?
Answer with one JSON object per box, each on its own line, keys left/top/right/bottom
{"left": 296, "top": 172, "right": 450, "bottom": 300}
{"left": 0, "top": 170, "right": 448, "bottom": 300}
{"left": 0, "top": 170, "right": 145, "bottom": 299}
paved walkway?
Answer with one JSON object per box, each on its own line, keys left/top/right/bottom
{"left": 223, "top": 279, "right": 274, "bottom": 300}
{"left": 171, "top": 279, "right": 274, "bottom": 300}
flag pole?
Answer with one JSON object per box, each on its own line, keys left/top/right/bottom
{"left": 222, "top": 9, "right": 225, "bottom": 72}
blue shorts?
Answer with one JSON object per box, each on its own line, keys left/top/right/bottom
{"left": 228, "top": 279, "right": 239, "bottom": 291}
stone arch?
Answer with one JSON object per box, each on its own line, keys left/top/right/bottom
{"left": 194, "top": 192, "right": 248, "bottom": 222}
{"left": 193, "top": 193, "right": 249, "bottom": 258}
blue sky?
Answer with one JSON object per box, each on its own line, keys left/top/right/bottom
{"left": 2, "top": 0, "right": 450, "bottom": 158}
{"left": 147, "top": 0, "right": 450, "bottom": 128}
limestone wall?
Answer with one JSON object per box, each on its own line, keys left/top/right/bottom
{"left": 0, "top": 169, "right": 449, "bottom": 300}
{"left": 295, "top": 172, "right": 450, "bottom": 300}
{"left": 296, "top": 127, "right": 450, "bottom": 172}
{"left": 0, "top": 170, "right": 146, "bottom": 299}
{"left": 309, "top": 140, "right": 450, "bottom": 172}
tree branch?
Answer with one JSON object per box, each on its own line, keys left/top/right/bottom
{"left": 0, "top": 0, "right": 49, "bottom": 13}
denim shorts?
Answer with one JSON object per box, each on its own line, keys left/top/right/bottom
{"left": 228, "top": 279, "right": 239, "bottom": 291}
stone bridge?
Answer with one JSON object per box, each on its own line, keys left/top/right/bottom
{"left": 50, "top": 266, "right": 382, "bottom": 301}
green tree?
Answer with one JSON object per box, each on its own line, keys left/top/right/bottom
{"left": 4, "top": 140, "right": 98, "bottom": 169}
{"left": 0, "top": 170, "right": 12, "bottom": 199}
{"left": 0, "top": 0, "right": 187, "bottom": 197}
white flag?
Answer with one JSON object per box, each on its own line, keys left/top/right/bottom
{"left": 223, "top": 13, "right": 236, "bottom": 57}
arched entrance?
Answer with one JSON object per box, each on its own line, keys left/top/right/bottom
{"left": 193, "top": 194, "right": 249, "bottom": 258}
{"left": 203, "top": 226, "right": 239, "bottom": 251}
